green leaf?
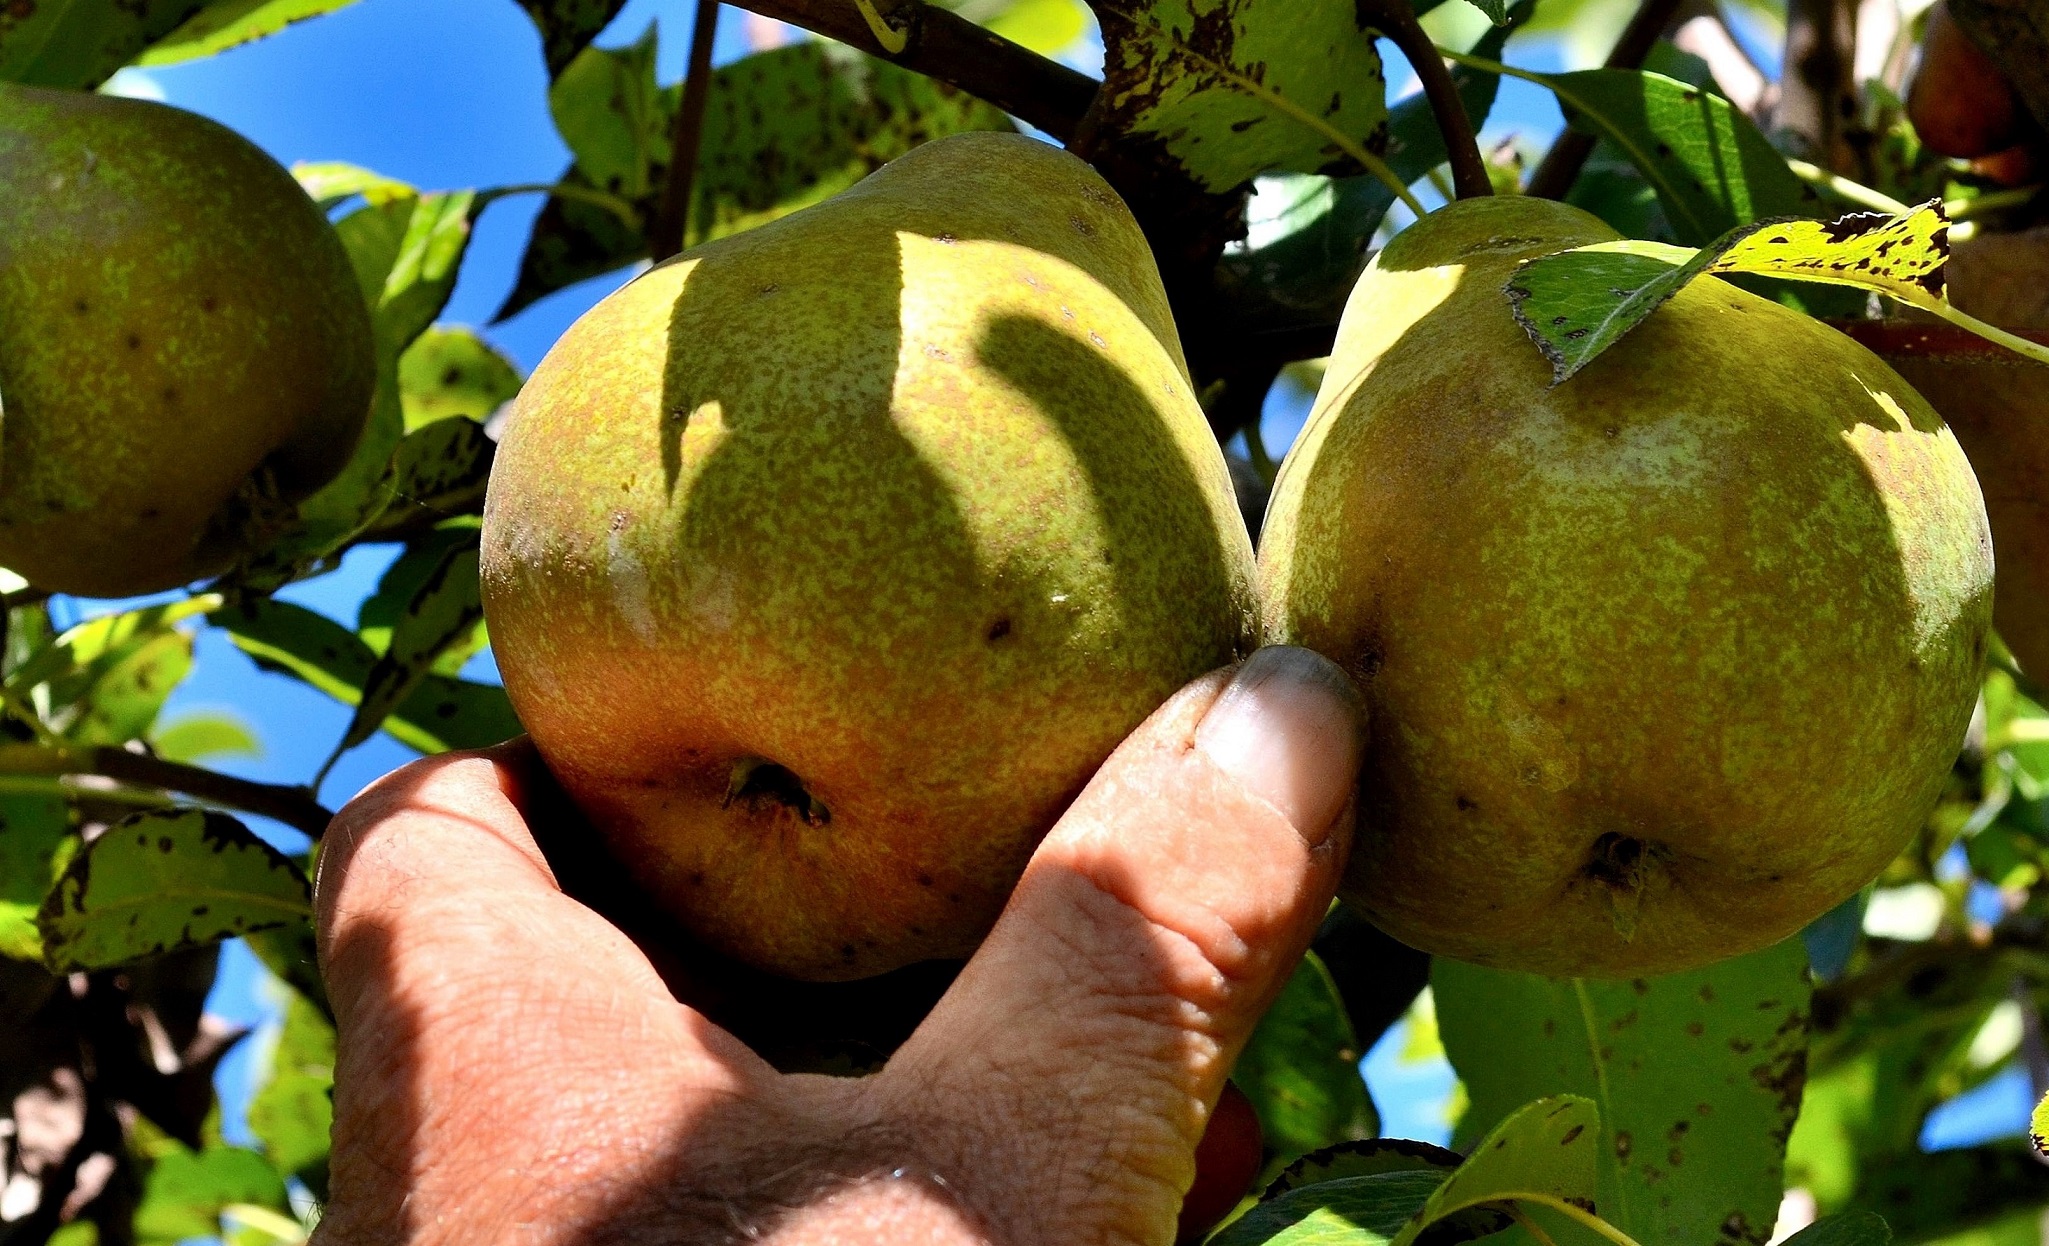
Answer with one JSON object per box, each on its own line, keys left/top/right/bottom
{"left": 218, "top": 598, "right": 520, "bottom": 753}
{"left": 11, "top": 597, "right": 216, "bottom": 700}
{"left": 331, "top": 537, "right": 484, "bottom": 761}
{"left": 1236, "top": 950, "right": 1376, "bottom": 1162}
{"left": 398, "top": 326, "right": 522, "bottom": 431}
{"left": 38, "top": 808, "right": 312, "bottom": 972}
{"left": 359, "top": 411, "right": 497, "bottom": 539}
{"left": 1434, "top": 937, "right": 1811, "bottom": 1246}
{"left": 246, "top": 920, "right": 329, "bottom": 1020}
{"left": 1390, "top": 1096, "right": 1602, "bottom": 1246}
{"left": 1210, "top": 1170, "right": 1449, "bottom": 1246}
{"left": 1782, "top": 1212, "right": 1893, "bottom": 1246}
{"left": 137, "top": 0, "right": 364, "bottom": 66}
{"left": 133, "top": 1145, "right": 289, "bottom": 1242}
{"left": 65, "top": 629, "right": 192, "bottom": 745}
{"left": 2032, "top": 1090, "right": 2049, "bottom": 1157}
{"left": 1087, "top": 0, "right": 1389, "bottom": 193}
{"left": 497, "top": 39, "right": 1013, "bottom": 319}
{"left": 357, "top": 535, "right": 484, "bottom": 673}
{"left": 249, "top": 988, "right": 335, "bottom": 1180}
{"left": 1265, "top": 1138, "right": 1464, "bottom": 1199}
{"left": 986, "top": 0, "right": 1089, "bottom": 53}
{"left": 294, "top": 160, "right": 414, "bottom": 210}
{"left": 0, "top": 0, "right": 204, "bottom": 88}
{"left": 0, "top": 792, "right": 72, "bottom": 960}
{"left": 1532, "top": 67, "right": 1820, "bottom": 245}
{"left": 1505, "top": 203, "right": 1957, "bottom": 383}
{"left": 1461, "top": 0, "right": 1508, "bottom": 22}
{"left": 1210, "top": 0, "right": 1530, "bottom": 335}
{"left": 150, "top": 710, "right": 262, "bottom": 764}
{"left": 516, "top": 0, "right": 628, "bottom": 78}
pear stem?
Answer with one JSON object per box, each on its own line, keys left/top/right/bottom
{"left": 1524, "top": 0, "right": 1685, "bottom": 200}
{"left": 1364, "top": 0, "right": 1492, "bottom": 199}
{"left": 0, "top": 742, "right": 334, "bottom": 840}
{"left": 651, "top": 0, "right": 724, "bottom": 263}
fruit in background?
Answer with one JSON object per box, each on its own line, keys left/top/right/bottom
{"left": 1260, "top": 195, "right": 1992, "bottom": 978}
{"left": 482, "top": 131, "right": 1256, "bottom": 982}
{"left": 1865, "top": 227, "right": 2049, "bottom": 679}
{"left": 1176, "top": 1081, "right": 1263, "bottom": 1246}
{"left": 1907, "top": 1, "right": 2028, "bottom": 159}
{"left": 0, "top": 86, "right": 375, "bottom": 597}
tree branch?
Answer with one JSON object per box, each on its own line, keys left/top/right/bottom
{"left": 0, "top": 743, "right": 334, "bottom": 840}
{"left": 1526, "top": 0, "right": 1687, "bottom": 199}
{"left": 650, "top": 0, "right": 723, "bottom": 263}
{"left": 728, "top": 0, "right": 1099, "bottom": 141}
{"left": 1364, "top": 0, "right": 1492, "bottom": 198}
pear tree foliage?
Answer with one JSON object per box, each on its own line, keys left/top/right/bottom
{"left": 1, "top": 0, "right": 2048, "bottom": 1242}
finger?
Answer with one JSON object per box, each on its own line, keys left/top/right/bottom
{"left": 313, "top": 744, "right": 775, "bottom": 1238}
{"left": 881, "top": 646, "right": 1363, "bottom": 1240}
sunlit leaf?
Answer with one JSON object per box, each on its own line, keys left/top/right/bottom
{"left": 138, "top": 0, "right": 364, "bottom": 66}
{"left": 133, "top": 1144, "right": 290, "bottom": 1242}
{"left": 150, "top": 710, "right": 262, "bottom": 764}
{"left": 398, "top": 326, "right": 522, "bottom": 431}
{"left": 64, "top": 628, "right": 192, "bottom": 745}
{"left": 1389, "top": 1096, "right": 1602, "bottom": 1246}
{"left": 39, "top": 808, "right": 311, "bottom": 972}
{"left": 1435, "top": 938, "right": 1811, "bottom": 1246}
{"left": 1502, "top": 202, "right": 1996, "bottom": 383}
{"left": 1782, "top": 1211, "right": 1893, "bottom": 1246}
{"left": 1210, "top": 1170, "right": 1447, "bottom": 1246}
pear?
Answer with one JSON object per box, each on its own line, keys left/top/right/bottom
{"left": 481, "top": 131, "right": 1256, "bottom": 981}
{"left": 1874, "top": 228, "right": 2049, "bottom": 679}
{"left": 1260, "top": 195, "right": 1991, "bottom": 978}
{"left": 0, "top": 86, "right": 374, "bottom": 596}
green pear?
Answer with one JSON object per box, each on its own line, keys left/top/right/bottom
{"left": 0, "top": 85, "right": 374, "bottom": 596}
{"left": 1872, "top": 228, "right": 2049, "bottom": 679}
{"left": 1260, "top": 195, "right": 1991, "bottom": 978}
{"left": 481, "top": 131, "right": 1256, "bottom": 981}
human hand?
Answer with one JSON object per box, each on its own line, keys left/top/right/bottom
{"left": 308, "top": 645, "right": 1364, "bottom": 1246}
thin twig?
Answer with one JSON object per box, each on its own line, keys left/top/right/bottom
{"left": 729, "top": 0, "right": 1098, "bottom": 140}
{"left": 0, "top": 743, "right": 334, "bottom": 840}
{"left": 1364, "top": 0, "right": 1492, "bottom": 198}
{"left": 1526, "top": 0, "right": 1687, "bottom": 199}
{"left": 651, "top": 0, "right": 724, "bottom": 263}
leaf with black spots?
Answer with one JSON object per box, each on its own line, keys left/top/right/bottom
{"left": 1434, "top": 939, "right": 1811, "bottom": 1246}
{"left": 1390, "top": 1096, "right": 1604, "bottom": 1246}
{"left": 329, "top": 536, "right": 483, "bottom": 765}
{"left": 497, "top": 39, "right": 1012, "bottom": 319}
{"left": 398, "top": 326, "right": 522, "bottom": 431}
{"left": 64, "top": 628, "right": 192, "bottom": 745}
{"left": 38, "top": 808, "right": 311, "bottom": 972}
{"left": 138, "top": 0, "right": 364, "bottom": 67}
{"left": 216, "top": 597, "right": 520, "bottom": 753}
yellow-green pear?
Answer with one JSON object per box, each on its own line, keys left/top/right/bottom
{"left": 0, "top": 85, "right": 374, "bottom": 596}
{"left": 1872, "top": 227, "right": 2049, "bottom": 679}
{"left": 1260, "top": 195, "right": 1991, "bottom": 978}
{"left": 482, "top": 131, "right": 1256, "bottom": 981}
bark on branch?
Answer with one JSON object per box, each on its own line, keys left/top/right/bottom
{"left": 729, "top": 0, "right": 1100, "bottom": 141}
{"left": 0, "top": 743, "right": 334, "bottom": 840}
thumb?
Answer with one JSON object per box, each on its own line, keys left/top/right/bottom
{"left": 879, "top": 645, "right": 1363, "bottom": 1243}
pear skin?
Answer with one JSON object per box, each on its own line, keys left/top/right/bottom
{"left": 1261, "top": 195, "right": 1992, "bottom": 978}
{"left": 1878, "top": 228, "right": 2049, "bottom": 679}
{"left": 482, "top": 132, "right": 1257, "bottom": 981}
{"left": 0, "top": 85, "right": 374, "bottom": 596}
